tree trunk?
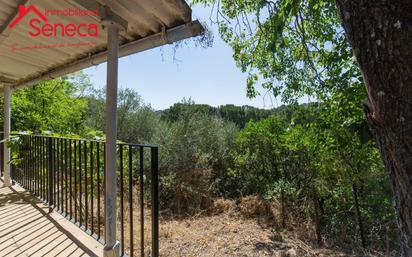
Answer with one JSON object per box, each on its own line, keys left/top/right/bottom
{"left": 281, "top": 188, "right": 286, "bottom": 229}
{"left": 352, "top": 183, "right": 367, "bottom": 248}
{"left": 312, "top": 187, "right": 322, "bottom": 246}
{"left": 336, "top": 1, "right": 412, "bottom": 255}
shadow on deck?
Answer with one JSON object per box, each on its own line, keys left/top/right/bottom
{"left": 0, "top": 182, "right": 103, "bottom": 257}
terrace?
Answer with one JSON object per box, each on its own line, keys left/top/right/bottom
{"left": 0, "top": 0, "right": 203, "bottom": 256}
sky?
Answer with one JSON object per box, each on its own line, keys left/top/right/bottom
{"left": 83, "top": 6, "right": 277, "bottom": 111}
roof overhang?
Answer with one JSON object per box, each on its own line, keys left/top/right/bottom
{"left": 0, "top": 0, "right": 203, "bottom": 93}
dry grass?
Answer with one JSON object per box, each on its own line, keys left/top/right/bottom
{"left": 159, "top": 211, "right": 372, "bottom": 257}
{"left": 157, "top": 197, "right": 391, "bottom": 257}
{"left": 115, "top": 196, "right": 393, "bottom": 257}
{"left": 160, "top": 211, "right": 287, "bottom": 257}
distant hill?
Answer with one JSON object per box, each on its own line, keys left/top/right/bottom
{"left": 158, "top": 102, "right": 315, "bottom": 128}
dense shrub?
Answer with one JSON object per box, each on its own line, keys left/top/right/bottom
{"left": 154, "top": 111, "right": 238, "bottom": 215}
{"left": 225, "top": 114, "right": 397, "bottom": 250}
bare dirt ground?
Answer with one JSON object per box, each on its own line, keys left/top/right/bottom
{"left": 159, "top": 213, "right": 380, "bottom": 257}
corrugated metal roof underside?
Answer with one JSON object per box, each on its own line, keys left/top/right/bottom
{"left": 0, "top": 0, "right": 193, "bottom": 89}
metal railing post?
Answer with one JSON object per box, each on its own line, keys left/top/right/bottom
{"left": 151, "top": 147, "right": 159, "bottom": 257}
{"left": 3, "top": 85, "right": 11, "bottom": 187}
{"left": 48, "top": 137, "right": 54, "bottom": 213}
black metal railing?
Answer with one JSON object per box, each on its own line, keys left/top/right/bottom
{"left": 9, "top": 133, "right": 159, "bottom": 257}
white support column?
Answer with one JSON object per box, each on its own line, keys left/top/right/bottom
{"left": 3, "top": 85, "right": 11, "bottom": 187}
{"left": 103, "top": 22, "right": 120, "bottom": 257}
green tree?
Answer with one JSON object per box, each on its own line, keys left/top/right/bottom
{"left": 229, "top": 110, "right": 395, "bottom": 249}
{"left": 84, "top": 87, "right": 159, "bottom": 143}
{"left": 162, "top": 100, "right": 275, "bottom": 128}
{"left": 3, "top": 77, "right": 88, "bottom": 134}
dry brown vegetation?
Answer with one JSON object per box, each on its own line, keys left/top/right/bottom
{"left": 117, "top": 196, "right": 394, "bottom": 257}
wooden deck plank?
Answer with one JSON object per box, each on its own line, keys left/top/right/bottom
{"left": 0, "top": 183, "right": 104, "bottom": 257}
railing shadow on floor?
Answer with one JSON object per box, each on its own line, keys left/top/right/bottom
{"left": 0, "top": 180, "right": 99, "bottom": 257}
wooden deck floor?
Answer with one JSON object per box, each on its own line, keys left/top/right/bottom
{"left": 0, "top": 182, "right": 103, "bottom": 257}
